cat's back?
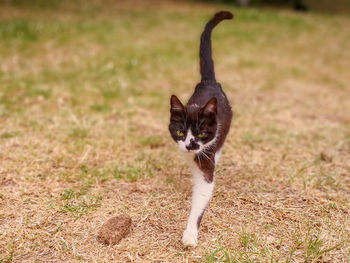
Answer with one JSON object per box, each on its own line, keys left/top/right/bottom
{"left": 188, "top": 82, "right": 232, "bottom": 119}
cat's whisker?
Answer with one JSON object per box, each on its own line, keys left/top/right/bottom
{"left": 200, "top": 151, "right": 215, "bottom": 165}
{"left": 196, "top": 153, "right": 202, "bottom": 168}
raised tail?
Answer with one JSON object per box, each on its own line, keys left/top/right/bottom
{"left": 200, "top": 11, "right": 233, "bottom": 82}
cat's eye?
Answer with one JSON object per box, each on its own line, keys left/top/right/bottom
{"left": 177, "top": 130, "right": 184, "bottom": 137}
{"left": 198, "top": 132, "right": 206, "bottom": 138}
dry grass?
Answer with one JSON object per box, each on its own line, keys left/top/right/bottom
{"left": 0, "top": 0, "right": 350, "bottom": 262}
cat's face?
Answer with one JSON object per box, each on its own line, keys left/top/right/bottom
{"left": 169, "top": 95, "right": 217, "bottom": 154}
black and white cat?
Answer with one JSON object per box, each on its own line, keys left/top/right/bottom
{"left": 169, "top": 11, "right": 233, "bottom": 247}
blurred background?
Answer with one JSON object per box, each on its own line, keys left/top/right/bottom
{"left": 1, "top": 0, "right": 349, "bottom": 262}
{"left": 234, "top": 0, "right": 350, "bottom": 14}
{"left": 2, "top": 0, "right": 350, "bottom": 13}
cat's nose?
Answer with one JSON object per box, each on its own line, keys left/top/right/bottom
{"left": 186, "top": 139, "right": 199, "bottom": 151}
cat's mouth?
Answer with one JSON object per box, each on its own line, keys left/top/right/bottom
{"left": 178, "top": 138, "right": 216, "bottom": 155}
{"left": 185, "top": 142, "right": 200, "bottom": 151}
{"left": 178, "top": 145, "right": 200, "bottom": 153}
{"left": 183, "top": 143, "right": 206, "bottom": 154}
{"left": 178, "top": 144, "right": 200, "bottom": 154}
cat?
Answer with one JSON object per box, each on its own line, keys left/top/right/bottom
{"left": 169, "top": 11, "right": 233, "bottom": 247}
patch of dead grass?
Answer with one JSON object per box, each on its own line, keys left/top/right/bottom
{"left": 0, "top": 0, "right": 350, "bottom": 262}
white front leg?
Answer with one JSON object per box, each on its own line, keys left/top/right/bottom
{"left": 182, "top": 168, "right": 214, "bottom": 247}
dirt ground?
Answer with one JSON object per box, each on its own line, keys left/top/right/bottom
{"left": 0, "top": 0, "right": 349, "bottom": 262}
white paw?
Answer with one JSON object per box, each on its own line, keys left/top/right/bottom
{"left": 182, "top": 228, "right": 198, "bottom": 247}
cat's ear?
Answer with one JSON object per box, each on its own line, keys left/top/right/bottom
{"left": 202, "top": 97, "right": 217, "bottom": 116}
{"left": 170, "top": 95, "right": 184, "bottom": 112}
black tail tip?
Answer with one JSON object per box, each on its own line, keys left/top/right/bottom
{"left": 214, "top": 11, "right": 234, "bottom": 20}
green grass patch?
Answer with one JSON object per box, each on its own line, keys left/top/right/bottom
{"left": 203, "top": 229, "right": 339, "bottom": 263}
{"left": 0, "top": 19, "right": 39, "bottom": 42}
{"left": 59, "top": 188, "right": 102, "bottom": 218}
{"left": 90, "top": 103, "right": 110, "bottom": 112}
{"left": 0, "top": 252, "right": 15, "bottom": 263}
{"left": 113, "top": 165, "right": 143, "bottom": 182}
{"left": 242, "top": 131, "right": 264, "bottom": 148}
{"left": 1, "top": 131, "right": 21, "bottom": 139}
{"left": 69, "top": 128, "right": 89, "bottom": 139}
{"left": 139, "top": 135, "right": 164, "bottom": 148}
